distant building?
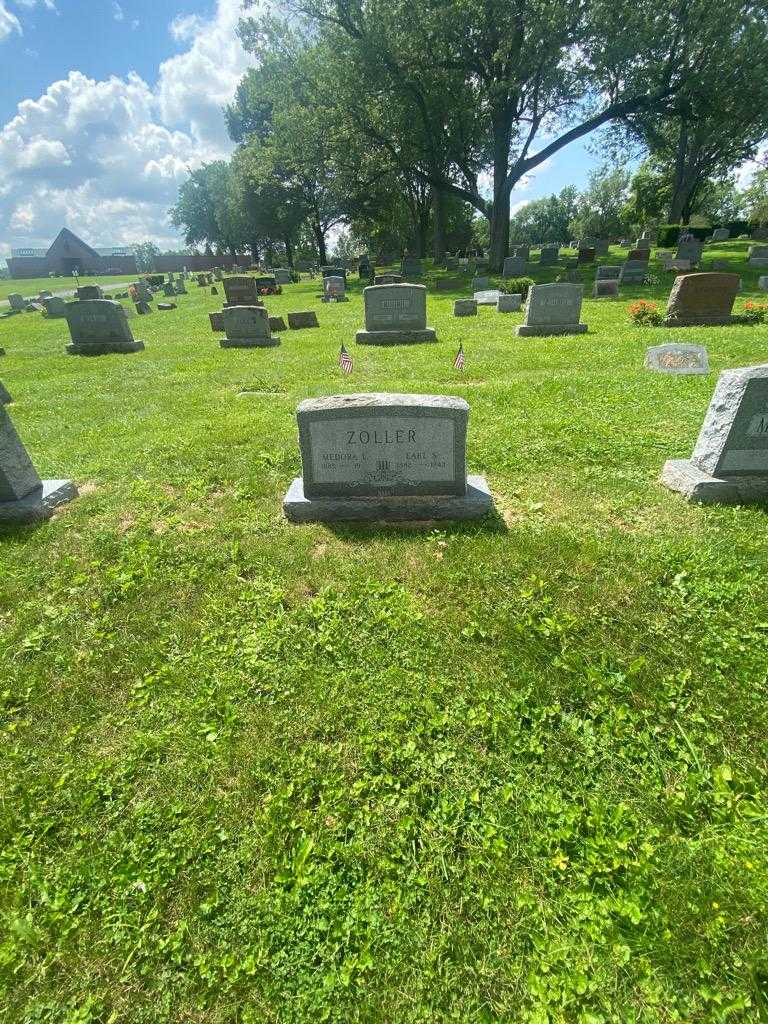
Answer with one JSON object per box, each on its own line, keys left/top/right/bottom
{"left": 7, "top": 229, "right": 137, "bottom": 279}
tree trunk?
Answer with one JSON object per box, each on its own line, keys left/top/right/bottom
{"left": 416, "top": 205, "right": 430, "bottom": 258}
{"left": 488, "top": 110, "right": 512, "bottom": 271}
{"left": 284, "top": 234, "right": 294, "bottom": 268}
{"left": 312, "top": 220, "right": 327, "bottom": 265}
{"left": 432, "top": 186, "right": 447, "bottom": 262}
{"left": 668, "top": 121, "right": 690, "bottom": 223}
{"left": 249, "top": 241, "right": 260, "bottom": 264}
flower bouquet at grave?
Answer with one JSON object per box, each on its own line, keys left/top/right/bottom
{"left": 628, "top": 300, "right": 663, "bottom": 326}
{"left": 742, "top": 301, "right": 768, "bottom": 325}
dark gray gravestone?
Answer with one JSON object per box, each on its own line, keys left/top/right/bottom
{"left": 288, "top": 311, "right": 320, "bottom": 329}
{"left": 269, "top": 315, "right": 287, "bottom": 332}
{"left": 8, "top": 294, "right": 27, "bottom": 312}
{"left": 539, "top": 246, "right": 559, "bottom": 265}
{"left": 283, "top": 393, "right": 493, "bottom": 522}
{"left": 454, "top": 299, "right": 477, "bottom": 317}
{"left": 223, "top": 275, "right": 260, "bottom": 306}
{"left": 322, "top": 276, "right": 348, "bottom": 302}
{"left": 65, "top": 300, "right": 144, "bottom": 355}
{"left": 42, "top": 296, "right": 68, "bottom": 318}
{"left": 76, "top": 285, "right": 103, "bottom": 300}
{"left": 0, "top": 381, "right": 11, "bottom": 404}
{"left": 221, "top": 306, "right": 280, "bottom": 347}
{"left": 592, "top": 280, "right": 619, "bottom": 298}
{"left": 274, "top": 268, "right": 293, "bottom": 285}
{"left": 356, "top": 284, "right": 436, "bottom": 345}
{"left": 596, "top": 266, "right": 621, "bottom": 280}
{"left": 663, "top": 273, "right": 739, "bottom": 327}
{"left": 661, "top": 364, "right": 768, "bottom": 502}
{"left": 516, "top": 283, "right": 586, "bottom": 336}
{"left": 619, "top": 260, "right": 648, "bottom": 284}
{"left": 0, "top": 404, "right": 78, "bottom": 523}
{"left": 497, "top": 293, "right": 522, "bottom": 312}
{"left": 502, "top": 256, "right": 525, "bottom": 277}
{"left": 209, "top": 311, "right": 224, "bottom": 332}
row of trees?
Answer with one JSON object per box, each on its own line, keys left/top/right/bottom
{"left": 170, "top": 0, "right": 768, "bottom": 271}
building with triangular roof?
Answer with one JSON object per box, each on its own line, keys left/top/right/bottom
{"left": 7, "top": 229, "right": 137, "bottom": 279}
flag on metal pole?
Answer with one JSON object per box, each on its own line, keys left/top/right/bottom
{"left": 453, "top": 343, "right": 465, "bottom": 371}
{"left": 339, "top": 343, "right": 353, "bottom": 374}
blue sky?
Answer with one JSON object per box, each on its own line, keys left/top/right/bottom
{"left": 0, "top": 0, "right": 604, "bottom": 262}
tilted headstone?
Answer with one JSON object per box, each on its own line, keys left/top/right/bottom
{"left": 356, "top": 284, "right": 436, "bottom": 345}
{"left": 223, "top": 276, "right": 260, "bottom": 307}
{"left": 42, "top": 296, "right": 68, "bottom": 318}
{"left": 65, "top": 300, "right": 145, "bottom": 355}
{"left": 619, "top": 260, "right": 648, "bottom": 284}
{"left": 596, "top": 265, "right": 621, "bottom": 280}
{"left": 454, "top": 299, "right": 477, "bottom": 317}
{"left": 132, "top": 281, "right": 152, "bottom": 303}
{"left": 516, "top": 283, "right": 586, "bottom": 337}
{"left": 748, "top": 245, "right": 768, "bottom": 268}
{"left": 593, "top": 280, "right": 619, "bottom": 298}
{"left": 221, "top": 305, "right": 280, "bottom": 348}
{"left": 497, "top": 293, "right": 522, "bottom": 312}
{"left": 0, "top": 403, "right": 78, "bottom": 523}
{"left": 539, "top": 246, "right": 559, "bottom": 265}
{"left": 594, "top": 239, "right": 609, "bottom": 257}
{"left": 288, "top": 311, "right": 320, "bottom": 329}
{"left": 471, "top": 275, "right": 490, "bottom": 291}
{"left": 474, "top": 290, "right": 500, "bottom": 305}
{"left": 645, "top": 343, "right": 709, "bottom": 375}
{"left": 663, "top": 273, "right": 739, "bottom": 327}
{"left": 661, "top": 364, "right": 768, "bottom": 502}
{"left": 282, "top": 393, "right": 493, "bottom": 523}
{"left": 76, "top": 285, "right": 103, "bottom": 301}
{"left": 274, "top": 268, "right": 293, "bottom": 285}
{"left": 209, "top": 311, "right": 224, "bottom": 332}
{"left": 8, "top": 294, "right": 27, "bottom": 312}
{"left": 174, "top": 280, "right": 187, "bottom": 295}
{"left": 711, "top": 228, "right": 730, "bottom": 242}
{"left": 322, "top": 276, "right": 348, "bottom": 302}
{"left": 269, "top": 315, "right": 287, "bottom": 332}
{"left": 502, "top": 256, "right": 526, "bottom": 277}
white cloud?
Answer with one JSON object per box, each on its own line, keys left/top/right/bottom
{"left": 0, "top": 2, "right": 21, "bottom": 40}
{"left": 112, "top": 1, "right": 124, "bottom": 22}
{"left": 0, "top": 0, "right": 252, "bottom": 251}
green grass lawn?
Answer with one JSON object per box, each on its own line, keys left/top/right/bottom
{"left": 0, "top": 275, "right": 139, "bottom": 302}
{"left": 1, "top": 244, "right": 767, "bottom": 1023}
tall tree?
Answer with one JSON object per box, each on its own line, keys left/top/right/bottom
{"left": 569, "top": 166, "right": 632, "bottom": 239}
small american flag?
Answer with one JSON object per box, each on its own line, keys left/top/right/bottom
{"left": 339, "top": 344, "right": 353, "bottom": 374}
{"left": 453, "top": 344, "right": 465, "bottom": 371}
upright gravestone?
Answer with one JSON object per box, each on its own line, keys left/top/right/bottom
{"left": 592, "top": 280, "right": 619, "bottom": 298}
{"left": 454, "top": 299, "right": 477, "bottom": 317}
{"left": 711, "top": 228, "right": 730, "bottom": 242}
{"left": 374, "top": 273, "right": 403, "bottom": 285}
{"left": 627, "top": 248, "right": 650, "bottom": 263}
{"left": 497, "top": 293, "right": 522, "bottom": 312}
{"left": 509, "top": 244, "right": 530, "bottom": 261}
{"left": 65, "top": 300, "right": 145, "bottom": 355}
{"left": 676, "top": 239, "right": 702, "bottom": 263}
{"left": 474, "top": 290, "right": 501, "bottom": 306}
{"left": 274, "top": 268, "right": 293, "bottom": 285}
{"left": 282, "top": 393, "right": 493, "bottom": 522}
{"left": 594, "top": 239, "right": 609, "bottom": 257}
{"left": 516, "top": 283, "right": 586, "bottom": 337}
{"left": 577, "top": 248, "right": 596, "bottom": 265}
{"left": 596, "top": 266, "right": 621, "bottom": 281}
{"left": 635, "top": 237, "right": 651, "bottom": 250}
{"left": 288, "top": 311, "right": 320, "bottom": 329}
{"left": 175, "top": 279, "right": 187, "bottom": 295}
{"left": 209, "top": 311, "right": 224, "bottom": 332}
{"left": 8, "top": 294, "right": 27, "bottom": 312}
{"left": 471, "top": 275, "right": 490, "bottom": 291}
{"left": 221, "top": 306, "right": 280, "bottom": 348}
{"left": 133, "top": 281, "right": 152, "bottom": 303}
{"left": 663, "top": 273, "right": 739, "bottom": 327}
{"left": 322, "top": 276, "right": 348, "bottom": 302}
{"left": 539, "top": 246, "right": 559, "bottom": 265}
{"left": 0, "top": 403, "right": 78, "bottom": 523}
{"left": 356, "top": 284, "right": 436, "bottom": 345}
{"left": 645, "top": 344, "right": 709, "bottom": 375}
{"left": 76, "top": 285, "right": 103, "bottom": 301}
{"left": 223, "top": 276, "right": 261, "bottom": 307}
{"left": 502, "top": 255, "right": 526, "bottom": 277}
{"left": 401, "top": 257, "right": 423, "bottom": 279}
{"left": 619, "top": 260, "right": 648, "bottom": 284}
{"left": 661, "top": 364, "right": 768, "bottom": 502}
{"left": 42, "top": 296, "right": 68, "bottom": 318}
{"left": 322, "top": 266, "right": 347, "bottom": 282}
{"left": 748, "top": 246, "right": 768, "bottom": 268}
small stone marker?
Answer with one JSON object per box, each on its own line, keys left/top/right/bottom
{"left": 8, "top": 294, "right": 27, "bottom": 312}
{"left": 539, "top": 245, "right": 559, "bottom": 265}
{"left": 502, "top": 256, "right": 525, "bottom": 277}
{"left": 221, "top": 306, "right": 280, "bottom": 348}
{"left": 474, "top": 290, "right": 500, "bottom": 305}
{"left": 356, "top": 284, "right": 436, "bottom": 345}
{"left": 157, "top": 303, "right": 177, "bottom": 311}
{"left": 661, "top": 364, "right": 768, "bottom": 502}
{"left": 454, "top": 299, "right": 477, "bottom": 317}
{"left": 748, "top": 245, "right": 768, "bottom": 268}
{"left": 711, "top": 228, "right": 730, "bottom": 242}
{"left": 497, "top": 293, "right": 521, "bottom": 312}
{"left": 663, "top": 273, "right": 739, "bottom": 327}
{"left": 135, "top": 301, "right": 152, "bottom": 315}
{"left": 645, "top": 343, "right": 709, "bottom": 374}
{"left": 374, "top": 273, "right": 403, "bottom": 285}
{"left": 274, "top": 268, "right": 292, "bottom": 285}
{"left": 0, "top": 403, "right": 78, "bottom": 523}
{"left": 676, "top": 239, "right": 702, "bottom": 263}
{"left": 269, "top": 315, "right": 287, "bottom": 332}
{"left": 322, "top": 276, "right": 348, "bottom": 302}
{"left": 596, "top": 266, "right": 621, "bottom": 280}
{"left": 619, "top": 260, "right": 648, "bottom": 284}
{"left": 627, "top": 248, "right": 650, "bottom": 263}
{"left": 516, "top": 283, "right": 586, "bottom": 336}
{"left": 163, "top": 282, "right": 175, "bottom": 297}
{"left": 593, "top": 280, "right": 619, "bottom": 298}
{"left": 282, "top": 393, "right": 493, "bottom": 522}
{"left": 288, "top": 311, "right": 320, "bottom": 329}
{"left": 223, "top": 275, "right": 260, "bottom": 306}
{"left": 76, "top": 285, "right": 103, "bottom": 300}
{"left": 758, "top": 276, "right": 768, "bottom": 292}
{"left": 209, "top": 311, "right": 224, "bottom": 332}
{"left": 65, "top": 300, "right": 144, "bottom": 355}
{"left": 471, "top": 275, "right": 490, "bottom": 291}
{"left": 42, "top": 296, "right": 68, "bottom": 318}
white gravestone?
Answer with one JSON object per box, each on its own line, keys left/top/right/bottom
{"left": 645, "top": 344, "right": 709, "bottom": 375}
{"left": 474, "top": 290, "right": 501, "bottom": 305}
{"left": 283, "top": 393, "right": 492, "bottom": 522}
{"left": 516, "top": 283, "right": 586, "bottom": 336}
{"left": 661, "top": 364, "right": 768, "bottom": 502}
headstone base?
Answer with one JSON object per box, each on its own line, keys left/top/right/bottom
{"left": 321, "top": 296, "right": 349, "bottom": 303}
{"left": 662, "top": 316, "right": 739, "bottom": 328}
{"left": 516, "top": 323, "right": 587, "bottom": 337}
{"left": 0, "top": 480, "right": 79, "bottom": 524}
{"left": 66, "top": 341, "right": 145, "bottom": 355}
{"left": 661, "top": 459, "right": 768, "bottom": 504}
{"left": 355, "top": 328, "right": 437, "bottom": 345}
{"left": 220, "top": 337, "right": 280, "bottom": 348}
{"left": 283, "top": 474, "right": 493, "bottom": 523}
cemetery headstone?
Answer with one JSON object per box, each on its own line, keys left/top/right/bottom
{"left": 758, "top": 276, "right": 768, "bottom": 291}
{"left": 474, "top": 290, "right": 501, "bottom": 305}
{"left": 76, "top": 285, "right": 103, "bottom": 301}
{"left": 157, "top": 303, "right": 177, "bottom": 311}
{"left": 711, "top": 228, "right": 730, "bottom": 242}
{"left": 322, "top": 276, "right": 348, "bottom": 302}
{"left": 282, "top": 393, "right": 493, "bottom": 522}
{"left": 401, "top": 257, "right": 423, "bottom": 279}
{"left": 0, "top": 403, "right": 78, "bottom": 523}
{"left": 209, "top": 311, "right": 224, "bottom": 332}
{"left": 42, "top": 296, "right": 68, "bottom": 318}
{"left": 502, "top": 255, "right": 526, "bottom": 277}
{"left": 8, "top": 294, "right": 27, "bottom": 312}
{"left": 269, "top": 315, "right": 287, "bottom": 332}
{"left": 596, "top": 265, "right": 621, "bottom": 280}
{"left": 595, "top": 239, "right": 609, "bottom": 257}
{"left": 661, "top": 364, "right": 768, "bottom": 502}
{"left": 288, "top": 311, "right": 320, "bottom": 329}
{"left": 471, "top": 275, "right": 490, "bottom": 291}
{"left": 133, "top": 281, "right": 152, "bottom": 303}
{"left": 676, "top": 239, "right": 702, "bottom": 263}
{"left": 356, "top": 284, "right": 436, "bottom": 345}
{"left": 322, "top": 266, "right": 347, "bottom": 282}
{"left": 163, "top": 282, "right": 175, "bottom": 297}
{"left": 645, "top": 343, "right": 709, "bottom": 375}
{"left": 509, "top": 245, "right": 530, "bottom": 261}
{"left": 221, "top": 306, "right": 280, "bottom": 348}
{"left": 539, "top": 246, "right": 559, "bottom": 265}
{"left": 375, "top": 273, "right": 403, "bottom": 285}
{"left": 223, "top": 275, "right": 262, "bottom": 306}
{"left": 454, "top": 299, "right": 477, "bottom": 317}
{"left": 175, "top": 280, "right": 187, "bottom": 295}
{"left": 748, "top": 245, "right": 768, "bottom": 268}
{"left": 635, "top": 237, "right": 651, "bottom": 250}
{"left": 663, "top": 273, "right": 739, "bottom": 327}
{"left": 135, "top": 301, "right": 152, "bottom": 315}
{"left": 497, "top": 293, "right": 522, "bottom": 312}
{"left": 274, "top": 268, "right": 293, "bottom": 285}
{"left": 619, "top": 260, "right": 649, "bottom": 284}
{"left": 65, "top": 300, "right": 145, "bottom": 355}
{"left": 593, "top": 280, "right": 619, "bottom": 298}
{"left": 516, "top": 283, "right": 586, "bottom": 336}
{"left": 577, "top": 248, "right": 596, "bottom": 265}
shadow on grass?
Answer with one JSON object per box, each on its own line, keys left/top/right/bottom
{"left": 324, "top": 503, "right": 508, "bottom": 541}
